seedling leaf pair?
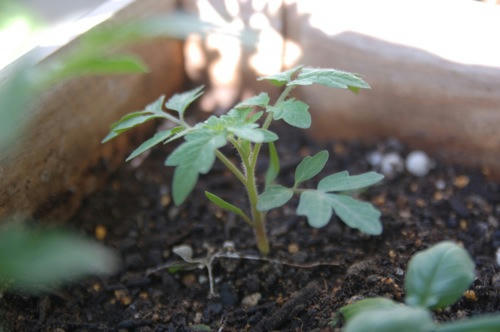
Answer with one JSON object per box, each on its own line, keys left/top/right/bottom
{"left": 339, "top": 242, "right": 497, "bottom": 332}
{"left": 257, "top": 150, "right": 383, "bottom": 234}
{"left": 405, "top": 241, "right": 475, "bottom": 309}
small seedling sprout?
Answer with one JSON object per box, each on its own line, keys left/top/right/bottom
{"left": 103, "top": 66, "right": 384, "bottom": 254}
{"left": 338, "top": 241, "right": 500, "bottom": 332}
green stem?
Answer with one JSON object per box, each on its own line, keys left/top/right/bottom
{"left": 215, "top": 150, "right": 246, "bottom": 185}
{"left": 245, "top": 160, "right": 270, "bottom": 255}
{"left": 250, "top": 85, "right": 294, "bottom": 169}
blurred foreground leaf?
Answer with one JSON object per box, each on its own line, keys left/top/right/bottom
{"left": 0, "top": 223, "right": 118, "bottom": 292}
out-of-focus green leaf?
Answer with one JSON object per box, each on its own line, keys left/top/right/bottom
{"left": 405, "top": 241, "right": 475, "bottom": 309}
{"left": 45, "top": 54, "right": 147, "bottom": 83}
{"left": 0, "top": 223, "right": 118, "bottom": 292}
{"left": 294, "top": 150, "right": 329, "bottom": 186}
{"left": 344, "top": 306, "right": 434, "bottom": 332}
{"left": 288, "top": 67, "right": 370, "bottom": 92}
{"left": 0, "top": 57, "right": 36, "bottom": 153}
{"left": 257, "top": 65, "right": 303, "bottom": 86}
{"left": 318, "top": 171, "right": 384, "bottom": 192}
{"left": 435, "top": 315, "right": 500, "bottom": 332}
{"left": 265, "top": 142, "right": 280, "bottom": 187}
{"left": 339, "top": 298, "right": 399, "bottom": 323}
{"left": 257, "top": 185, "right": 293, "bottom": 211}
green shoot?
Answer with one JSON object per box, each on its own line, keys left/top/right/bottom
{"left": 103, "top": 66, "right": 384, "bottom": 255}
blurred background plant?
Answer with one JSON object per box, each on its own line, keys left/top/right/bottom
{"left": 0, "top": 0, "right": 247, "bottom": 307}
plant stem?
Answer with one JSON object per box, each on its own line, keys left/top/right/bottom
{"left": 250, "top": 85, "right": 294, "bottom": 169}
{"left": 245, "top": 159, "right": 270, "bottom": 255}
{"left": 215, "top": 150, "right": 246, "bottom": 185}
{"left": 241, "top": 85, "right": 295, "bottom": 255}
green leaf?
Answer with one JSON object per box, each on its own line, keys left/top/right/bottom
{"left": 205, "top": 191, "right": 248, "bottom": 220}
{"left": 435, "top": 315, "right": 500, "bottom": 332}
{"left": 297, "top": 190, "right": 333, "bottom": 228}
{"left": 235, "top": 92, "right": 269, "bottom": 109}
{"left": 0, "top": 224, "right": 118, "bottom": 292}
{"left": 265, "top": 142, "right": 280, "bottom": 187}
{"left": 165, "top": 85, "right": 204, "bottom": 116}
{"left": 270, "top": 99, "right": 311, "bottom": 129}
{"left": 163, "top": 127, "right": 190, "bottom": 144}
{"left": 172, "top": 166, "right": 199, "bottom": 206}
{"left": 47, "top": 54, "right": 148, "bottom": 82}
{"left": 339, "top": 298, "right": 399, "bottom": 323}
{"left": 227, "top": 124, "right": 278, "bottom": 143}
{"left": 329, "top": 194, "right": 382, "bottom": 235}
{"left": 257, "top": 185, "right": 293, "bottom": 211}
{"left": 166, "top": 132, "right": 227, "bottom": 205}
{"left": 405, "top": 241, "right": 475, "bottom": 309}
{"left": 126, "top": 129, "right": 177, "bottom": 161}
{"left": 248, "top": 111, "right": 264, "bottom": 123}
{"left": 144, "top": 94, "right": 166, "bottom": 113}
{"left": 288, "top": 67, "right": 370, "bottom": 91}
{"left": 102, "top": 112, "right": 161, "bottom": 143}
{"left": 294, "top": 150, "right": 329, "bottom": 186}
{"left": 344, "top": 306, "right": 434, "bottom": 332}
{"left": 257, "top": 65, "right": 303, "bottom": 86}
{"left": 318, "top": 171, "right": 384, "bottom": 192}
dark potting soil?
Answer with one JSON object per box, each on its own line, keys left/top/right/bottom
{"left": 1, "top": 123, "right": 499, "bottom": 331}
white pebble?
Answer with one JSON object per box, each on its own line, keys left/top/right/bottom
{"left": 435, "top": 179, "right": 446, "bottom": 190}
{"left": 380, "top": 152, "right": 404, "bottom": 177}
{"left": 406, "top": 151, "right": 432, "bottom": 177}
{"left": 241, "top": 293, "right": 262, "bottom": 307}
{"left": 198, "top": 275, "right": 208, "bottom": 284}
{"left": 496, "top": 248, "right": 500, "bottom": 266}
{"left": 367, "top": 151, "right": 383, "bottom": 167}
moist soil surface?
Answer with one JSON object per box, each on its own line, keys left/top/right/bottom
{"left": 2, "top": 124, "right": 499, "bottom": 331}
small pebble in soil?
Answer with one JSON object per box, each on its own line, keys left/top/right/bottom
{"left": 463, "top": 290, "right": 478, "bottom": 302}
{"left": 288, "top": 243, "right": 299, "bottom": 254}
{"left": 405, "top": 150, "right": 432, "bottom": 177}
{"left": 241, "top": 293, "right": 262, "bottom": 307}
{"left": 454, "top": 175, "right": 470, "bottom": 188}
{"left": 492, "top": 230, "right": 500, "bottom": 247}
{"left": 492, "top": 273, "right": 500, "bottom": 288}
{"left": 435, "top": 179, "right": 446, "bottom": 190}
{"left": 496, "top": 248, "right": 500, "bottom": 266}
{"left": 198, "top": 275, "right": 208, "bottom": 284}
{"left": 95, "top": 225, "right": 107, "bottom": 240}
{"left": 380, "top": 152, "right": 404, "bottom": 177}
{"left": 182, "top": 274, "right": 197, "bottom": 287}
{"left": 367, "top": 151, "right": 383, "bottom": 167}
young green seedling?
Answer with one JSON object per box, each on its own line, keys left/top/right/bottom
{"left": 103, "top": 66, "right": 384, "bottom": 255}
{"left": 338, "top": 241, "right": 500, "bottom": 332}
